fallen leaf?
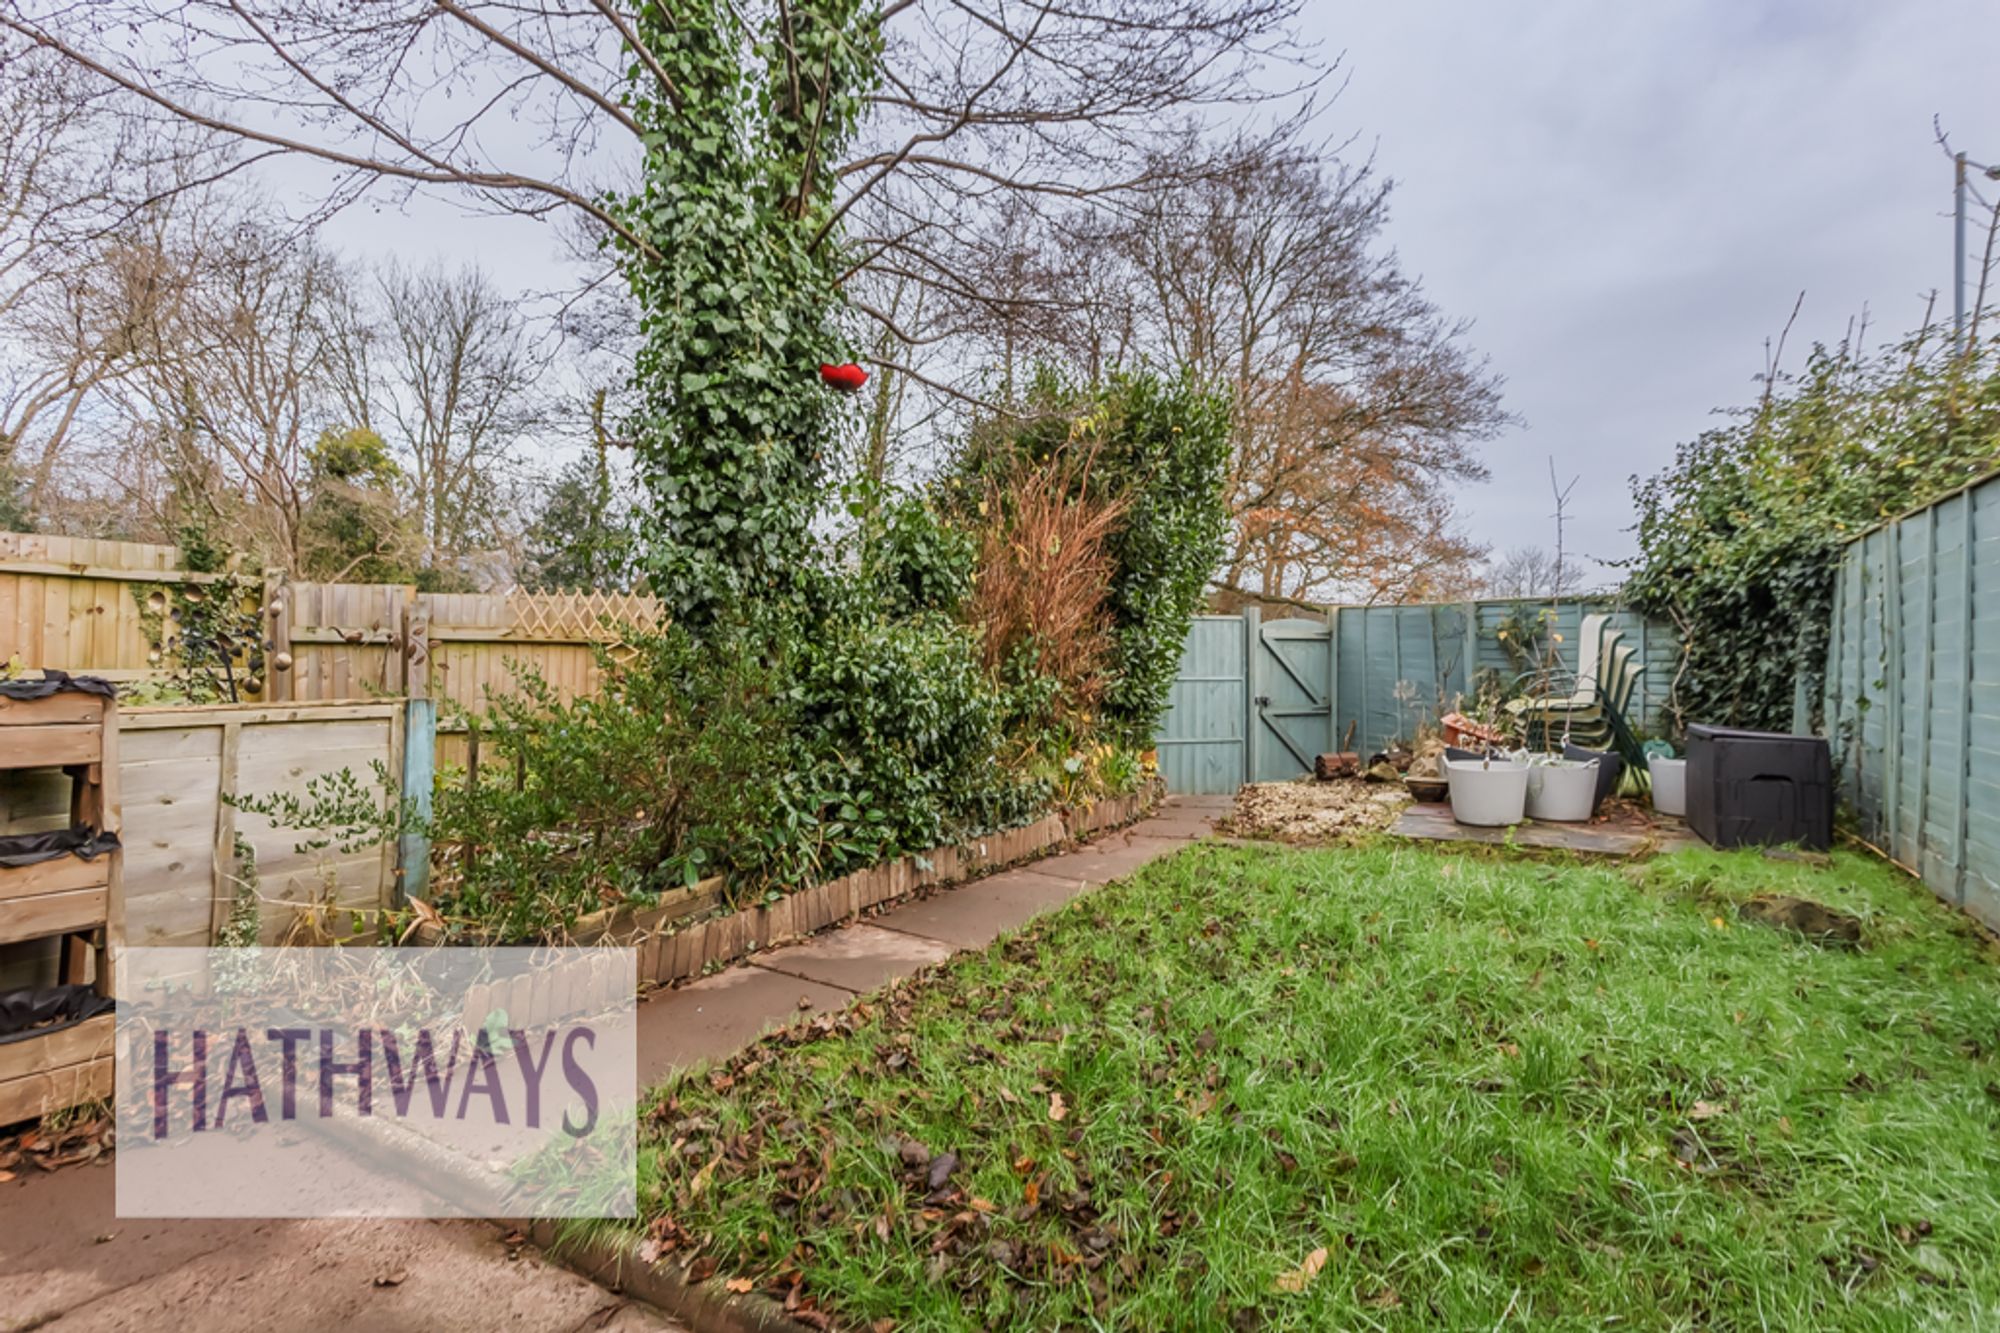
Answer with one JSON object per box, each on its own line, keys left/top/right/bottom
{"left": 1689, "top": 1100, "right": 1726, "bottom": 1121}
{"left": 725, "top": 1277, "right": 755, "bottom": 1294}
{"left": 690, "top": 1150, "right": 723, "bottom": 1198}
{"left": 1362, "top": 1284, "right": 1402, "bottom": 1310}
{"left": 1049, "top": 1092, "right": 1068, "bottom": 1122}
{"left": 1273, "top": 1246, "right": 1329, "bottom": 1293}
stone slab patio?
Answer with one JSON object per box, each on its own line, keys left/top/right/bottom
{"left": 1391, "top": 798, "right": 1705, "bottom": 856}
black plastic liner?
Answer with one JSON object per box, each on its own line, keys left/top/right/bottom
{"left": 0, "top": 827, "right": 122, "bottom": 869}
{"left": 1563, "top": 742, "right": 1626, "bottom": 815}
{"left": 0, "top": 669, "right": 116, "bottom": 702}
{"left": 0, "top": 985, "right": 114, "bottom": 1046}
{"left": 1444, "top": 746, "right": 1504, "bottom": 763}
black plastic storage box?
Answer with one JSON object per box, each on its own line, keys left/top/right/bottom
{"left": 1685, "top": 725, "right": 1833, "bottom": 851}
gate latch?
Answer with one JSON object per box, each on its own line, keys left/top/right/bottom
{"left": 1254, "top": 695, "right": 1271, "bottom": 709}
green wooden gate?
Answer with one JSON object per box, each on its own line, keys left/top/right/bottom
{"left": 1250, "top": 612, "right": 1336, "bottom": 782}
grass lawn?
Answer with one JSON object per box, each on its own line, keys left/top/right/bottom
{"left": 619, "top": 841, "right": 2000, "bottom": 1330}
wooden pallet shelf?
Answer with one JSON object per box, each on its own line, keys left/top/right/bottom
{"left": 0, "top": 686, "right": 121, "bottom": 1126}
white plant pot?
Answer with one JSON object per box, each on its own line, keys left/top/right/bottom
{"left": 1441, "top": 756, "right": 1529, "bottom": 827}
{"left": 1525, "top": 759, "right": 1599, "bottom": 822}
{"left": 1650, "top": 757, "right": 1688, "bottom": 817}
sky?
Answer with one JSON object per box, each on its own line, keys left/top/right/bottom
{"left": 1293, "top": 0, "right": 2000, "bottom": 577}
{"left": 315, "top": 0, "right": 2000, "bottom": 580}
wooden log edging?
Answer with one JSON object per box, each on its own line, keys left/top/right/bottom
{"left": 526, "top": 1220, "right": 811, "bottom": 1333}
{"left": 621, "top": 789, "right": 1158, "bottom": 992}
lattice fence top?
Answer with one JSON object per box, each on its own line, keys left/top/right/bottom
{"left": 506, "top": 591, "right": 663, "bottom": 641}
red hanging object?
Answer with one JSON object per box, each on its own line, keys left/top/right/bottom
{"left": 819, "top": 362, "right": 869, "bottom": 393}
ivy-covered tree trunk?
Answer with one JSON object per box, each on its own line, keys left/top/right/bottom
{"left": 617, "top": 0, "right": 878, "bottom": 626}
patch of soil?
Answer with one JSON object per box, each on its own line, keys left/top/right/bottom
{"left": 1738, "top": 894, "right": 1863, "bottom": 948}
{"left": 1221, "top": 779, "right": 1409, "bottom": 843}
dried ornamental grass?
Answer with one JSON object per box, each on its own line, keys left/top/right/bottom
{"left": 966, "top": 447, "right": 1128, "bottom": 716}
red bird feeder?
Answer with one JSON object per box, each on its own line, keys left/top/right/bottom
{"left": 819, "top": 361, "right": 869, "bottom": 393}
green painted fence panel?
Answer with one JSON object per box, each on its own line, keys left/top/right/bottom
{"left": 1825, "top": 471, "right": 2000, "bottom": 931}
{"left": 1156, "top": 615, "right": 1248, "bottom": 795}
{"left": 1158, "top": 598, "right": 1678, "bottom": 794}
{"left": 1334, "top": 598, "right": 1677, "bottom": 757}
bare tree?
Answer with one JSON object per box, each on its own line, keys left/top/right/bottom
{"left": 0, "top": 44, "right": 218, "bottom": 519}
{"left": 103, "top": 222, "right": 354, "bottom": 565}
{"left": 1481, "top": 545, "right": 1569, "bottom": 601}
{"left": 968, "top": 138, "right": 1509, "bottom": 605}
{"left": 1, "top": 1, "right": 1311, "bottom": 372}
{"left": 362, "top": 262, "right": 540, "bottom": 566}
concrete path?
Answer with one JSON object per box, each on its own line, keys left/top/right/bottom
{"left": 0, "top": 796, "right": 1224, "bottom": 1331}
{"left": 633, "top": 796, "right": 1224, "bottom": 1079}
{"left": 0, "top": 1163, "right": 680, "bottom": 1333}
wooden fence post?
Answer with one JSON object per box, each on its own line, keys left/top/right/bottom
{"left": 1243, "top": 606, "right": 1262, "bottom": 785}
{"left": 1325, "top": 605, "right": 1340, "bottom": 756}
{"left": 264, "top": 570, "right": 294, "bottom": 703}
{"left": 404, "top": 596, "right": 431, "bottom": 700}
{"left": 396, "top": 698, "right": 435, "bottom": 907}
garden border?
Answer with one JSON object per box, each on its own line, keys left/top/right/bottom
{"left": 414, "top": 788, "right": 1160, "bottom": 1017}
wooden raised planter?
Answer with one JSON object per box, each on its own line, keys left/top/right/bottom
{"left": 0, "top": 1011, "right": 113, "bottom": 1127}
{"left": 0, "top": 685, "right": 122, "bottom": 1124}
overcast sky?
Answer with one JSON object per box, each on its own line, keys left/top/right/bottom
{"left": 1294, "top": 0, "right": 2000, "bottom": 576}
{"left": 320, "top": 0, "right": 2000, "bottom": 578}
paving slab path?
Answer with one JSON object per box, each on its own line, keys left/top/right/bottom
{"left": 633, "top": 797, "right": 1224, "bottom": 1079}
{"left": 0, "top": 796, "right": 1223, "bottom": 1331}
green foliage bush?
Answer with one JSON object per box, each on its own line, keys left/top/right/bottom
{"left": 857, "top": 488, "right": 976, "bottom": 619}
{"left": 244, "top": 603, "right": 1040, "bottom": 942}
{"left": 1628, "top": 328, "right": 2000, "bottom": 733}
{"left": 945, "top": 368, "right": 1233, "bottom": 745}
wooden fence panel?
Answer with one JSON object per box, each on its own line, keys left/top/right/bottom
{"left": 1826, "top": 470, "right": 2000, "bottom": 931}
{"left": 118, "top": 702, "right": 404, "bottom": 947}
{"left": 285, "top": 581, "right": 411, "bottom": 703}
{"left": 119, "top": 723, "right": 224, "bottom": 948}
{"left": 1, "top": 532, "right": 270, "bottom": 697}
{"left": 2, "top": 531, "right": 662, "bottom": 719}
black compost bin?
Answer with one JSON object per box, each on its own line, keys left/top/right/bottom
{"left": 1685, "top": 725, "right": 1833, "bottom": 851}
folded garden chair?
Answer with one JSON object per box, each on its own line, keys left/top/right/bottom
{"left": 1505, "top": 613, "right": 1615, "bottom": 720}
{"left": 1507, "top": 615, "right": 1649, "bottom": 761}
{"left": 1514, "top": 631, "right": 1648, "bottom": 768}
